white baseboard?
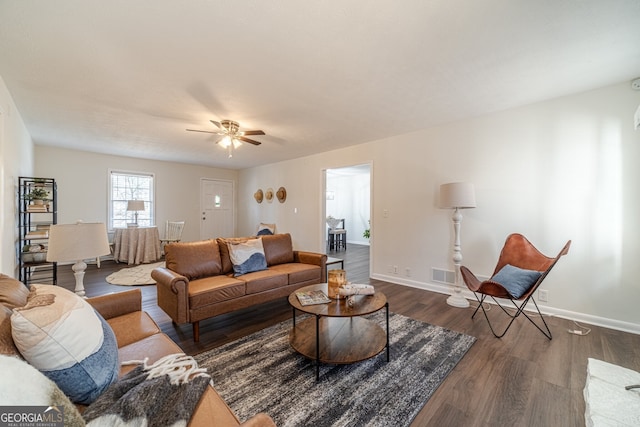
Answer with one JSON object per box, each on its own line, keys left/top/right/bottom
{"left": 370, "top": 273, "right": 640, "bottom": 335}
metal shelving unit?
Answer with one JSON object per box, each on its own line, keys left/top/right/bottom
{"left": 18, "top": 177, "right": 57, "bottom": 285}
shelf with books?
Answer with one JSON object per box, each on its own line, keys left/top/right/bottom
{"left": 18, "top": 177, "right": 57, "bottom": 285}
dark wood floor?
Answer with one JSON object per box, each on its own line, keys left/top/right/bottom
{"left": 57, "top": 244, "right": 640, "bottom": 426}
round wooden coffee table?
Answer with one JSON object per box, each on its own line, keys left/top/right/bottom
{"left": 288, "top": 283, "right": 389, "bottom": 380}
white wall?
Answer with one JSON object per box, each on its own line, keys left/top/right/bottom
{"left": 239, "top": 81, "right": 640, "bottom": 331}
{"left": 34, "top": 146, "right": 238, "bottom": 242}
{"left": 0, "top": 76, "right": 34, "bottom": 275}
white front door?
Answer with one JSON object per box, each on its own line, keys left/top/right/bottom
{"left": 200, "top": 179, "right": 234, "bottom": 239}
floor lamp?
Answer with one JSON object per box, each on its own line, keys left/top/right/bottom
{"left": 439, "top": 182, "right": 476, "bottom": 308}
{"left": 46, "top": 221, "right": 111, "bottom": 297}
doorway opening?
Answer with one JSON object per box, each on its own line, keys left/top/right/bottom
{"left": 323, "top": 164, "right": 372, "bottom": 277}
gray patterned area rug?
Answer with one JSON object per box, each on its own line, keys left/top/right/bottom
{"left": 194, "top": 312, "right": 476, "bottom": 427}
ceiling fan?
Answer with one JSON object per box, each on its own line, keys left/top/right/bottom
{"left": 186, "top": 119, "right": 265, "bottom": 158}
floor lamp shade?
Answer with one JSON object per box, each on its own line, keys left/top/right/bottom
{"left": 46, "top": 222, "right": 111, "bottom": 296}
{"left": 439, "top": 182, "right": 476, "bottom": 309}
{"left": 439, "top": 182, "right": 476, "bottom": 209}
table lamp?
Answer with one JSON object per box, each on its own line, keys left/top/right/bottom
{"left": 127, "top": 200, "right": 145, "bottom": 227}
{"left": 439, "top": 182, "right": 476, "bottom": 308}
{"left": 46, "top": 221, "right": 111, "bottom": 296}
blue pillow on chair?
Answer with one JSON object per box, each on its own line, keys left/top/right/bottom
{"left": 491, "top": 264, "right": 542, "bottom": 299}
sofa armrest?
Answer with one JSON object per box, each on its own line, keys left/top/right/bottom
{"left": 239, "top": 413, "right": 277, "bottom": 427}
{"left": 294, "top": 251, "right": 327, "bottom": 280}
{"left": 151, "top": 267, "right": 190, "bottom": 324}
{"left": 87, "top": 289, "right": 142, "bottom": 320}
{"left": 294, "top": 251, "right": 326, "bottom": 266}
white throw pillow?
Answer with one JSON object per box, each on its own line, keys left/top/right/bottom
{"left": 257, "top": 223, "right": 275, "bottom": 236}
{"left": 227, "top": 238, "right": 268, "bottom": 276}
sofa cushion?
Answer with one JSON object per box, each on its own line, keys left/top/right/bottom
{"left": 269, "top": 263, "right": 322, "bottom": 285}
{"left": 189, "top": 275, "right": 246, "bottom": 307}
{"left": 165, "top": 239, "right": 223, "bottom": 281}
{"left": 107, "top": 310, "right": 161, "bottom": 348}
{"left": 0, "top": 305, "right": 20, "bottom": 356}
{"left": 227, "top": 238, "right": 268, "bottom": 277}
{"left": 11, "top": 285, "right": 119, "bottom": 404}
{"left": 261, "top": 233, "right": 295, "bottom": 266}
{"left": 243, "top": 270, "right": 289, "bottom": 295}
{"left": 117, "top": 333, "right": 184, "bottom": 377}
{"left": 0, "top": 355, "right": 86, "bottom": 426}
{"left": 0, "top": 273, "right": 29, "bottom": 309}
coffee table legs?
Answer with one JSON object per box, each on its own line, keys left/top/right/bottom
{"left": 316, "top": 314, "right": 320, "bottom": 380}
{"left": 385, "top": 302, "right": 390, "bottom": 362}
{"left": 291, "top": 306, "right": 390, "bottom": 381}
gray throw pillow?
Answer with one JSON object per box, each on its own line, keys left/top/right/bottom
{"left": 492, "top": 264, "right": 542, "bottom": 299}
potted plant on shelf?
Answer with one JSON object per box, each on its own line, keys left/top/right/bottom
{"left": 363, "top": 220, "right": 370, "bottom": 239}
{"left": 26, "top": 188, "right": 49, "bottom": 205}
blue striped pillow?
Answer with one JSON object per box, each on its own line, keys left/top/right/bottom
{"left": 11, "top": 285, "right": 119, "bottom": 404}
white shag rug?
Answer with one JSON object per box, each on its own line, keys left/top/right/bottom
{"left": 106, "top": 262, "right": 165, "bottom": 286}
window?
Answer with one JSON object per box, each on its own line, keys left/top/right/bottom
{"left": 108, "top": 170, "right": 154, "bottom": 229}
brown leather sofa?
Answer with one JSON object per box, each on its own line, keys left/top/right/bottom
{"left": 88, "top": 289, "right": 276, "bottom": 426}
{"left": 0, "top": 274, "right": 275, "bottom": 427}
{"left": 152, "top": 233, "right": 327, "bottom": 341}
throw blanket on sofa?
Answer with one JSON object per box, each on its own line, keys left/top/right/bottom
{"left": 83, "top": 353, "right": 211, "bottom": 427}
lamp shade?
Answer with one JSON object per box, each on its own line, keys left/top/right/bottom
{"left": 127, "top": 200, "right": 145, "bottom": 211}
{"left": 46, "top": 222, "right": 111, "bottom": 262}
{"left": 439, "top": 182, "right": 476, "bottom": 209}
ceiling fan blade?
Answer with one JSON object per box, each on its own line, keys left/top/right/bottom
{"left": 210, "top": 120, "right": 224, "bottom": 130}
{"left": 240, "top": 130, "right": 266, "bottom": 136}
{"left": 186, "top": 129, "right": 220, "bottom": 134}
{"left": 236, "top": 136, "right": 262, "bottom": 146}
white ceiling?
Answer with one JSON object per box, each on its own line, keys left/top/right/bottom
{"left": 1, "top": 1, "right": 639, "bottom": 169}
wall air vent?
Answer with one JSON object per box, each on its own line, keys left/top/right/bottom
{"left": 432, "top": 268, "right": 455, "bottom": 284}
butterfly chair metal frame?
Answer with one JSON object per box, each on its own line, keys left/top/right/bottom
{"left": 460, "top": 234, "right": 571, "bottom": 340}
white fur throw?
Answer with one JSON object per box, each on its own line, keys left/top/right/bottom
{"left": 0, "top": 355, "right": 85, "bottom": 426}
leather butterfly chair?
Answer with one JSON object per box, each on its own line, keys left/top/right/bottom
{"left": 460, "top": 234, "right": 571, "bottom": 339}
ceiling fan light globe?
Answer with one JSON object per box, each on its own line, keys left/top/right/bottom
{"left": 219, "top": 135, "right": 232, "bottom": 148}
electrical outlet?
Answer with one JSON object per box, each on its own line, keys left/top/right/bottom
{"left": 405, "top": 268, "right": 411, "bottom": 277}
{"left": 539, "top": 289, "right": 548, "bottom": 302}
{"left": 393, "top": 265, "right": 398, "bottom": 274}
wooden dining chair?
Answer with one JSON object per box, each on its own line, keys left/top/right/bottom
{"left": 160, "top": 221, "right": 185, "bottom": 254}
{"left": 460, "top": 233, "right": 571, "bottom": 339}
